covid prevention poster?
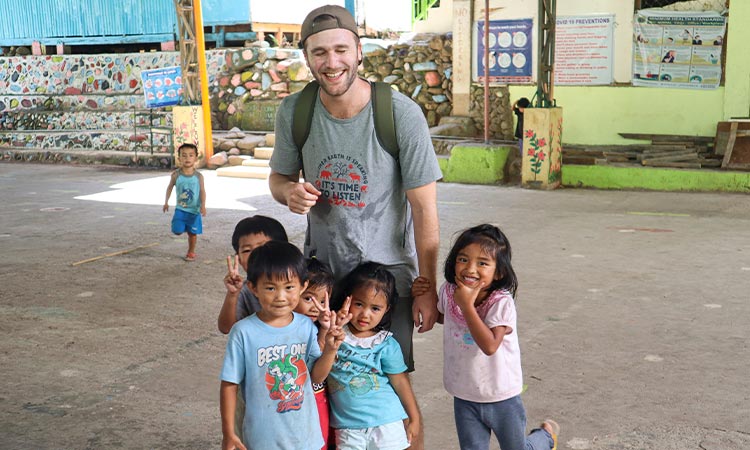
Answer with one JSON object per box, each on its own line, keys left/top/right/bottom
{"left": 475, "top": 19, "right": 533, "bottom": 83}
{"left": 632, "top": 10, "right": 726, "bottom": 89}
{"left": 554, "top": 15, "right": 615, "bottom": 85}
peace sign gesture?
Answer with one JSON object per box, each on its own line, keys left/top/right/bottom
{"left": 336, "top": 296, "right": 354, "bottom": 328}
{"left": 223, "top": 255, "right": 244, "bottom": 294}
{"left": 311, "top": 291, "right": 332, "bottom": 331}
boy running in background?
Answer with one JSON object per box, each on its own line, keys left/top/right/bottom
{"left": 163, "top": 143, "right": 206, "bottom": 261}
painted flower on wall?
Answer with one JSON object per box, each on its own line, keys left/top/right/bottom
{"left": 525, "top": 129, "right": 547, "bottom": 176}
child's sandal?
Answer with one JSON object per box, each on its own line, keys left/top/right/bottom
{"left": 541, "top": 419, "right": 560, "bottom": 450}
{"left": 184, "top": 252, "right": 197, "bottom": 261}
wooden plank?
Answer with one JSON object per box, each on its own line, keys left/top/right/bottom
{"left": 642, "top": 161, "right": 702, "bottom": 169}
{"left": 619, "top": 133, "right": 714, "bottom": 143}
{"left": 641, "top": 153, "right": 699, "bottom": 165}
{"left": 721, "top": 122, "right": 738, "bottom": 168}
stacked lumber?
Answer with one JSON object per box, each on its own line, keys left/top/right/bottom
{"left": 562, "top": 134, "right": 722, "bottom": 169}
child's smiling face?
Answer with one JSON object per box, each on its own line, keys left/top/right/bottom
{"left": 295, "top": 285, "right": 329, "bottom": 322}
{"left": 348, "top": 285, "right": 389, "bottom": 336}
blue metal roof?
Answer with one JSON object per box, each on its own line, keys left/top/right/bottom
{"left": 0, "top": 0, "right": 253, "bottom": 46}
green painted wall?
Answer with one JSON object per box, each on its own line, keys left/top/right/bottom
{"left": 506, "top": 2, "right": 749, "bottom": 146}
{"left": 510, "top": 85, "right": 725, "bottom": 145}
{"left": 562, "top": 165, "right": 750, "bottom": 193}
{"left": 723, "top": 1, "right": 750, "bottom": 120}
{"left": 439, "top": 145, "right": 512, "bottom": 184}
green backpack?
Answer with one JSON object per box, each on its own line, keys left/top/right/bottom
{"left": 291, "top": 80, "right": 400, "bottom": 175}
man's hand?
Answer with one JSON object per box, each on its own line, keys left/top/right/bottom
{"left": 412, "top": 287, "right": 438, "bottom": 333}
{"left": 286, "top": 182, "right": 320, "bottom": 215}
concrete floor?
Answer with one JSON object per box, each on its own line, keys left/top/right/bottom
{"left": 0, "top": 163, "right": 748, "bottom": 450}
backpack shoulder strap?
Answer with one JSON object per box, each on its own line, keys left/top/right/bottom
{"left": 292, "top": 80, "right": 320, "bottom": 151}
{"left": 371, "top": 81, "right": 399, "bottom": 160}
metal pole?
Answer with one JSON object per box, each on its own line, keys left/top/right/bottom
{"left": 193, "top": 0, "right": 214, "bottom": 158}
{"left": 483, "top": 0, "right": 490, "bottom": 144}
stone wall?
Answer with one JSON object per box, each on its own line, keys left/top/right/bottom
{"left": 210, "top": 34, "right": 455, "bottom": 131}
{"left": 360, "top": 34, "right": 453, "bottom": 127}
{"left": 470, "top": 85, "right": 513, "bottom": 140}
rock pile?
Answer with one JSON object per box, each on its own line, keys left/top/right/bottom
{"left": 207, "top": 127, "right": 267, "bottom": 168}
{"left": 210, "top": 45, "right": 312, "bottom": 130}
{"left": 469, "top": 85, "right": 513, "bottom": 139}
{"left": 361, "top": 34, "right": 453, "bottom": 127}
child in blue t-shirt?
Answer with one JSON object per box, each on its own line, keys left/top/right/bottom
{"left": 326, "top": 262, "right": 422, "bottom": 450}
{"left": 163, "top": 143, "right": 206, "bottom": 261}
{"left": 219, "top": 241, "right": 345, "bottom": 450}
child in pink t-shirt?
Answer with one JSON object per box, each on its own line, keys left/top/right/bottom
{"left": 414, "top": 224, "right": 560, "bottom": 450}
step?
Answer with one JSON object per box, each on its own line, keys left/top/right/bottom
{"left": 241, "top": 158, "right": 270, "bottom": 167}
{"left": 254, "top": 146, "right": 274, "bottom": 160}
{"left": 216, "top": 165, "right": 271, "bottom": 179}
{"left": 264, "top": 133, "right": 276, "bottom": 146}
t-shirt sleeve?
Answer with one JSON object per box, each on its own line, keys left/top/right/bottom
{"left": 380, "top": 337, "right": 408, "bottom": 375}
{"left": 269, "top": 94, "right": 303, "bottom": 176}
{"left": 437, "top": 282, "right": 449, "bottom": 314}
{"left": 236, "top": 286, "right": 259, "bottom": 321}
{"left": 392, "top": 93, "right": 443, "bottom": 191}
{"left": 484, "top": 293, "right": 516, "bottom": 334}
{"left": 220, "top": 325, "right": 246, "bottom": 384}
{"left": 305, "top": 320, "right": 322, "bottom": 368}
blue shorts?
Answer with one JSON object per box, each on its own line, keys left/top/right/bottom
{"left": 171, "top": 209, "right": 202, "bottom": 235}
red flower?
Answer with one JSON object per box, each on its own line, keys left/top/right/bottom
{"left": 538, "top": 151, "right": 546, "bottom": 161}
{"left": 525, "top": 129, "right": 534, "bottom": 138}
{"left": 538, "top": 138, "right": 547, "bottom": 147}
{"left": 527, "top": 148, "right": 535, "bottom": 156}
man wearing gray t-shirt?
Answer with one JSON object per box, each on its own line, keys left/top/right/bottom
{"left": 269, "top": 5, "right": 442, "bottom": 377}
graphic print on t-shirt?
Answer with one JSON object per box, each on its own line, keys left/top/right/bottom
{"left": 314, "top": 154, "right": 368, "bottom": 208}
{"left": 259, "top": 345, "right": 309, "bottom": 413}
{"left": 177, "top": 186, "right": 195, "bottom": 208}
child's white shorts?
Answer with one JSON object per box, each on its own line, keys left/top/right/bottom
{"left": 335, "top": 420, "right": 409, "bottom": 450}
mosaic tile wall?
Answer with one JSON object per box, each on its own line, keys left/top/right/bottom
{"left": 0, "top": 51, "right": 227, "bottom": 113}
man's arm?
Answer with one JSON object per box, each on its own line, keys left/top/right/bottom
{"left": 405, "top": 182, "right": 439, "bottom": 333}
{"left": 268, "top": 171, "right": 321, "bottom": 215}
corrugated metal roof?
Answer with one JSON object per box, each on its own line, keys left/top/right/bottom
{"left": 0, "top": 0, "right": 177, "bottom": 44}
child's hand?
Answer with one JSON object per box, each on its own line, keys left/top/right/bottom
{"left": 411, "top": 276, "right": 431, "bottom": 298}
{"left": 223, "top": 255, "right": 244, "bottom": 294}
{"left": 201, "top": 205, "right": 207, "bottom": 217}
{"left": 336, "top": 296, "right": 354, "bottom": 328}
{"left": 314, "top": 292, "right": 332, "bottom": 331}
{"left": 222, "top": 433, "right": 247, "bottom": 450}
{"left": 453, "top": 278, "right": 485, "bottom": 311}
{"left": 323, "top": 320, "right": 345, "bottom": 352}
{"left": 405, "top": 417, "right": 421, "bottom": 447}
{"left": 162, "top": 203, "right": 169, "bottom": 213}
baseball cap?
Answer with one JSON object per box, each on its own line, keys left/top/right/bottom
{"left": 299, "top": 5, "right": 359, "bottom": 48}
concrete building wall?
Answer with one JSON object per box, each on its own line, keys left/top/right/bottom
{"left": 451, "top": 0, "right": 743, "bottom": 145}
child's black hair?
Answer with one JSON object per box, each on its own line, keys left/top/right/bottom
{"left": 331, "top": 262, "right": 398, "bottom": 331}
{"left": 246, "top": 241, "right": 307, "bottom": 286}
{"left": 177, "top": 143, "right": 198, "bottom": 157}
{"left": 444, "top": 224, "right": 518, "bottom": 297}
{"left": 306, "top": 258, "right": 335, "bottom": 293}
{"left": 231, "top": 215, "right": 288, "bottom": 252}
{"left": 517, "top": 97, "right": 530, "bottom": 108}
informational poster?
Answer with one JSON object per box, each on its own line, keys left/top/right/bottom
{"left": 554, "top": 15, "right": 614, "bottom": 85}
{"left": 141, "top": 66, "right": 184, "bottom": 108}
{"left": 632, "top": 10, "right": 726, "bottom": 89}
{"left": 475, "top": 19, "right": 533, "bottom": 83}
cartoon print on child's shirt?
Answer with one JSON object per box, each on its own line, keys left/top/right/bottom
{"left": 314, "top": 154, "right": 368, "bottom": 208}
{"left": 177, "top": 186, "right": 195, "bottom": 208}
{"left": 259, "top": 344, "right": 309, "bottom": 413}
{"left": 328, "top": 347, "right": 381, "bottom": 396}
